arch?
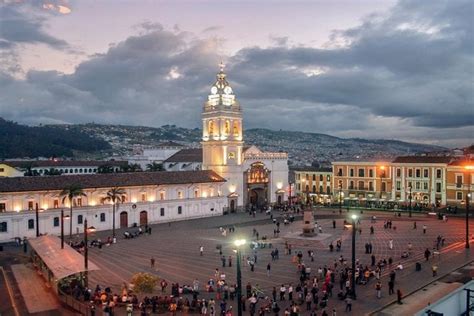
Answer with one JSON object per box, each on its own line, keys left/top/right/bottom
{"left": 230, "top": 199, "right": 236, "bottom": 212}
{"left": 120, "top": 211, "right": 128, "bottom": 228}
{"left": 224, "top": 120, "right": 230, "bottom": 134}
{"left": 208, "top": 120, "right": 214, "bottom": 135}
{"left": 233, "top": 121, "right": 239, "bottom": 135}
{"left": 277, "top": 195, "right": 282, "bottom": 205}
{"left": 139, "top": 211, "right": 148, "bottom": 226}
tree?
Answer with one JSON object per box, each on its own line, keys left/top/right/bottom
{"left": 21, "top": 162, "right": 39, "bottom": 176}
{"left": 131, "top": 272, "right": 158, "bottom": 293}
{"left": 146, "top": 162, "right": 164, "bottom": 172}
{"left": 44, "top": 168, "right": 62, "bottom": 176}
{"left": 98, "top": 164, "right": 114, "bottom": 174}
{"left": 102, "top": 187, "right": 126, "bottom": 238}
{"left": 127, "top": 163, "right": 142, "bottom": 172}
{"left": 60, "top": 184, "right": 86, "bottom": 240}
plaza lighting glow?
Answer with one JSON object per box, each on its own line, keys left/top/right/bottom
{"left": 276, "top": 182, "right": 283, "bottom": 190}
{"left": 229, "top": 184, "right": 236, "bottom": 193}
{"left": 380, "top": 166, "right": 385, "bottom": 170}
{"left": 234, "top": 239, "right": 246, "bottom": 247}
{"left": 465, "top": 166, "right": 474, "bottom": 170}
{"left": 351, "top": 214, "right": 358, "bottom": 220}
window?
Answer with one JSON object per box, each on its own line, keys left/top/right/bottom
{"left": 28, "top": 219, "right": 34, "bottom": 230}
{"left": 381, "top": 182, "right": 386, "bottom": 192}
{"left": 297, "top": 184, "right": 301, "bottom": 191}
{"left": 312, "top": 185, "right": 316, "bottom": 193}
{"left": 415, "top": 182, "right": 420, "bottom": 190}
{"left": 0, "top": 168, "right": 4, "bottom": 172}
{"left": 100, "top": 213, "right": 106, "bottom": 222}
{"left": 0, "top": 222, "right": 7, "bottom": 232}
{"left": 457, "top": 192, "right": 463, "bottom": 200}
{"left": 78, "top": 215, "right": 83, "bottom": 224}
{"left": 53, "top": 217, "right": 59, "bottom": 227}
{"left": 408, "top": 169, "right": 413, "bottom": 177}
{"left": 436, "top": 169, "right": 442, "bottom": 179}
{"left": 350, "top": 169, "right": 354, "bottom": 177}
{"left": 327, "top": 175, "right": 330, "bottom": 182}
{"left": 326, "top": 186, "right": 331, "bottom": 195}
{"left": 358, "top": 181, "right": 364, "bottom": 190}
{"left": 194, "top": 190, "right": 199, "bottom": 198}
{"left": 396, "top": 168, "right": 401, "bottom": 177}
{"left": 338, "top": 168, "right": 343, "bottom": 176}
{"left": 64, "top": 169, "right": 68, "bottom": 174}
{"left": 74, "top": 169, "right": 78, "bottom": 173}
{"left": 396, "top": 181, "right": 401, "bottom": 191}
{"left": 54, "top": 199, "right": 59, "bottom": 208}
{"left": 416, "top": 169, "right": 421, "bottom": 178}
{"left": 178, "top": 206, "right": 182, "bottom": 215}
{"left": 436, "top": 183, "right": 441, "bottom": 193}
{"left": 77, "top": 198, "right": 82, "bottom": 207}
{"left": 305, "top": 185, "right": 309, "bottom": 192}
{"left": 313, "top": 174, "right": 316, "bottom": 181}
{"left": 306, "top": 174, "right": 309, "bottom": 180}
{"left": 0, "top": 203, "right": 5, "bottom": 212}
{"left": 178, "top": 191, "right": 183, "bottom": 199}
{"left": 368, "top": 182, "right": 374, "bottom": 191}
{"left": 358, "top": 169, "right": 365, "bottom": 177}
{"left": 369, "top": 169, "right": 373, "bottom": 177}
{"left": 160, "top": 208, "right": 165, "bottom": 216}
{"left": 296, "top": 174, "right": 300, "bottom": 180}
{"left": 319, "top": 174, "right": 323, "bottom": 181}
{"left": 69, "top": 169, "right": 73, "bottom": 173}
{"left": 423, "top": 169, "right": 429, "bottom": 178}
{"left": 381, "top": 171, "right": 386, "bottom": 178}
{"left": 319, "top": 185, "right": 323, "bottom": 193}
{"left": 456, "top": 175, "right": 463, "bottom": 188}
{"left": 141, "top": 193, "right": 147, "bottom": 202}
{"left": 349, "top": 181, "right": 354, "bottom": 190}
{"left": 159, "top": 192, "right": 165, "bottom": 200}
{"left": 423, "top": 182, "right": 428, "bottom": 190}
{"left": 28, "top": 201, "right": 34, "bottom": 210}
{"left": 79, "top": 168, "right": 83, "bottom": 173}
{"left": 121, "top": 195, "right": 127, "bottom": 203}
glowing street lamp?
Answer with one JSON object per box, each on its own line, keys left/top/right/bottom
{"left": 234, "top": 239, "right": 246, "bottom": 316}
{"left": 84, "top": 219, "right": 96, "bottom": 288}
{"left": 351, "top": 214, "right": 357, "bottom": 299}
{"left": 61, "top": 209, "right": 70, "bottom": 249}
{"left": 465, "top": 165, "right": 473, "bottom": 249}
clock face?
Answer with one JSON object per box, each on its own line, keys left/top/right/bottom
{"left": 224, "top": 86, "right": 232, "bottom": 95}
{"left": 211, "top": 86, "right": 218, "bottom": 94}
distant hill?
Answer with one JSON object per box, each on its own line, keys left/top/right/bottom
{"left": 0, "top": 118, "right": 111, "bottom": 159}
{"left": 46, "top": 123, "right": 447, "bottom": 165}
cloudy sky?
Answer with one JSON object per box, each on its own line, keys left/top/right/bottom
{"left": 0, "top": 0, "right": 472, "bottom": 147}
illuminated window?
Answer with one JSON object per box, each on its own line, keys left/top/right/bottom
{"left": 457, "top": 192, "right": 463, "bottom": 200}
{"left": 233, "top": 121, "right": 239, "bottom": 135}
{"left": 178, "top": 191, "right": 183, "bottom": 199}
{"left": 141, "top": 193, "right": 146, "bottom": 202}
{"left": 54, "top": 199, "right": 59, "bottom": 208}
{"left": 208, "top": 120, "right": 214, "bottom": 135}
{"left": 160, "top": 192, "right": 165, "bottom": 200}
{"left": 28, "top": 201, "right": 34, "bottom": 210}
{"left": 225, "top": 120, "right": 230, "bottom": 134}
{"left": 194, "top": 189, "right": 199, "bottom": 198}
{"left": 0, "top": 203, "right": 5, "bottom": 212}
{"left": 77, "top": 198, "right": 82, "bottom": 207}
{"left": 247, "top": 162, "right": 269, "bottom": 184}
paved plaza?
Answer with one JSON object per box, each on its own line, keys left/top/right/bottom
{"left": 85, "top": 209, "right": 474, "bottom": 315}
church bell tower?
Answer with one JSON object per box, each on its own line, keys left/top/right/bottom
{"left": 202, "top": 63, "right": 244, "bottom": 208}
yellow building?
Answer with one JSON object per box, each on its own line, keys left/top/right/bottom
{"left": 292, "top": 167, "right": 332, "bottom": 204}
{"left": 446, "top": 160, "right": 474, "bottom": 207}
{"left": 332, "top": 161, "right": 392, "bottom": 207}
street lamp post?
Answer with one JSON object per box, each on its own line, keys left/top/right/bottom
{"left": 35, "top": 205, "right": 45, "bottom": 237}
{"left": 289, "top": 182, "right": 293, "bottom": 207}
{"left": 83, "top": 219, "right": 96, "bottom": 288}
{"left": 408, "top": 183, "right": 413, "bottom": 218}
{"left": 351, "top": 214, "right": 357, "bottom": 299}
{"left": 339, "top": 183, "right": 342, "bottom": 214}
{"left": 465, "top": 166, "right": 473, "bottom": 249}
{"left": 60, "top": 210, "right": 70, "bottom": 249}
{"left": 234, "top": 239, "right": 246, "bottom": 316}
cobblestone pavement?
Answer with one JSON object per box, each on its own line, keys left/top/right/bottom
{"left": 87, "top": 209, "right": 474, "bottom": 315}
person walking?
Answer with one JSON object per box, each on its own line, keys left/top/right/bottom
{"left": 424, "top": 248, "right": 431, "bottom": 261}
{"left": 279, "top": 284, "right": 286, "bottom": 301}
{"left": 423, "top": 225, "right": 427, "bottom": 234}
{"left": 413, "top": 221, "right": 417, "bottom": 229}
{"left": 150, "top": 257, "right": 155, "bottom": 269}
{"left": 389, "top": 239, "right": 393, "bottom": 250}
{"left": 388, "top": 280, "right": 394, "bottom": 295}
{"left": 305, "top": 293, "right": 312, "bottom": 311}
{"left": 375, "top": 281, "right": 382, "bottom": 299}
{"left": 267, "top": 263, "right": 271, "bottom": 276}
{"left": 397, "top": 289, "right": 403, "bottom": 304}
{"left": 228, "top": 256, "right": 232, "bottom": 267}
{"left": 432, "top": 264, "right": 438, "bottom": 277}
{"left": 200, "top": 246, "right": 204, "bottom": 256}
{"left": 345, "top": 297, "right": 352, "bottom": 312}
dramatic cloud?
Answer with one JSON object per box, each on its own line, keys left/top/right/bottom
{"left": 0, "top": 0, "right": 472, "bottom": 147}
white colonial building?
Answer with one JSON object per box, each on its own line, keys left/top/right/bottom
{"left": 201, "top": 65, "right": 289, "bottom": 211}
{"left": 0, "top": 171, "right": 225, "bottom": 242}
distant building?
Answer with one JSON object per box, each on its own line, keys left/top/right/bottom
{"left": 0, "top": 160, "right": 128, "bottom": 177}
{"left": 291, "top": 167, "right": 332, "bottom": 204}
{"left": 125, "top": 141, "right": 185, "bottom": 169}
{"left": 164, "top": 148, "right": 202, "bottom": 171}
{"left": 446, "top": 159, "right": 474, "bottom": 207}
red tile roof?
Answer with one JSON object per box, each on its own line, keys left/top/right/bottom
{"left": 0, "top": 170, "right": 225, "bottom": 193}
{"left": 1, "top": 160, "right": 128, "bottom": 168}
{"left": 164, "top": 148, "right": 202, "bottom": 163}
{"left": 392, "top": 156, "right": 453, "bottom": 164}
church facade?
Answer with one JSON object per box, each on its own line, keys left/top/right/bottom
{"left": 201, "top": 65, "right": 289, "bottom": 211}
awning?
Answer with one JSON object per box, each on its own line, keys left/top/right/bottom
{"left": 28, "top": 235, "right": 100, "bottom": 280}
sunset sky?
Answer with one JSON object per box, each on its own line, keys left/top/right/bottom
{"left": 0, "top": 0, "right": 472, "bottom": 147}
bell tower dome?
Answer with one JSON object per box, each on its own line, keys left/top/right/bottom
{"left": 202, "top": 63, "right": 244, "bottom": 169}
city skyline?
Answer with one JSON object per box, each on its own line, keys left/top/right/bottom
{"left": 0, "top": 0, "right": 473, "bottom": 148}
